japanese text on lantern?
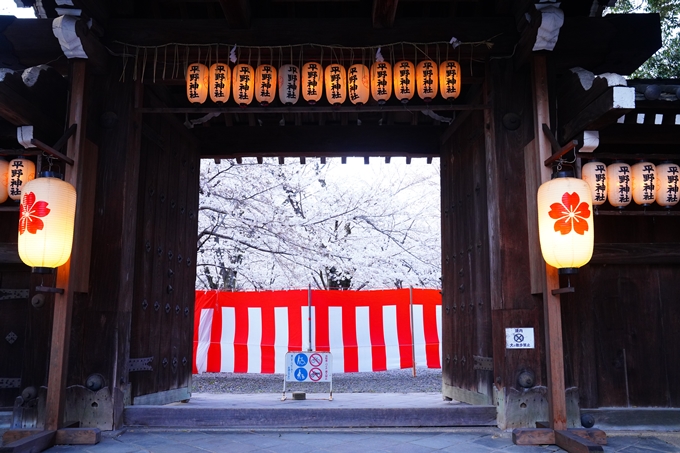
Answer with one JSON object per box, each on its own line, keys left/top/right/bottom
{"left": 618, "top": 165, "right": 630, "bottom": 203}
{"left": 329, "top": 66, "right": 342, "bottom": 99}
{"left": 375, "top": 63, "right": 389, "bottom": 95}
{"left": 420, "top": 61, "right": 434, "bottom": 94}
{"left": 213, "top": 64, "right": 227, "bottom": 98}
{"left": 305, "top": 64, "right": 319, "bottom": 96}
{"left": 238, "top": 66, "right": 251, "bottom": 100}
{"left": 348, "top": 66, "right": 359, "bottom": 101}
{"left": 642, "top": 164, "right": 655, "bottom": 201}
{"left": 398, "top": 62, "right": 411, "bottom": 94}
{"left": 259, "top": 66, "right": 273, "bottom": 97}
{"left": 287, "top": 67, "right": 298, "bottom": 99}
{"left": 443, "top": 62, "right": 458, "bottom": 94}
{"left": 9, "top": 160, "right": 25, "bottom": 197}
{"left": 593, "top": 164, "right": 606, "bottom": 203}
{"left": 664, "top": 165, "right": 679, "bottom": 203}
{"left": 188, "top": 65, "right": 201, "bottom": 99}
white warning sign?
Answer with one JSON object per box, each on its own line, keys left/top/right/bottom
{"left": 505, "top": 328, "right": 535, "bottom": 349}
{"left": 285, "top": 352, "right": 332, "bottom": 382}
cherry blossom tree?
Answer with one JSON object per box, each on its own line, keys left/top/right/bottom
{"left": 196, "top": 157, "right": 441, "bottom": 290}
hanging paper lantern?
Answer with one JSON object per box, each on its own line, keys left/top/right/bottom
{"left": 393, "top": 60, "right": 415, "bottom": 103}
{"left": 0, "top": 158, "right": 8, "bottom": 203}
{"left": 416, "top": 60, "right": 438, "bottom": 102}
{"left": 324, "top": 64, "right": 347, "bottom": 105}
{"left": 347, "top": 64, "right": 370, "bottom": 105}
{"left": 255, "top": 64, "right": 277, "bottom": 106}
{"left": 278, "top": 64, "right": 300, "bottom": 105}
{"left": 537, "top": 172, "right": 594, "bottom": 274}
{"left": 607, "top": 162, "right": 632, "bottom": 208}
{"left": 581, "top": 161, "right": 607, "bottom": 206}
{"left": 186, "top": 63, "right": 209, "bottom": 104}
{"left": 209, "top": 62, "right": 230, "bottom": 103}
{"left": 370, "top": 61, "right": 392, "bottom": 104}
{"left": 439, "top": 60, "right": 461, "bottom": 100}
{"left": 232, "top": 63, "right": 255, "bottom": 107}
{"left": 655, "top": 162, "right": 679, "bottom": 208}
{"left": 8, "top": 157, "right": 35, "bottom": 201}
{"left": 301, "top": 62, "right": 323, "bottom": 105}
{"left": 18, "top": 172, "right": 76, "bottom": 271}
{"left": 631, "top": 161, "right": 656, "bottom": 206}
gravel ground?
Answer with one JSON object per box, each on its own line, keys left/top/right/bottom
{"left": 192, "top": 368, "right": 442, "bottom": 394}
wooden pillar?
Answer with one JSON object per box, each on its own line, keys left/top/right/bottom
{"left": 44, "top": 59, "right": 87, "bottom": 431}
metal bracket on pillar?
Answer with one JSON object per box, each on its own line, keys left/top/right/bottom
{"left": 542, "top": 124, "right": 578, "bottom": 168}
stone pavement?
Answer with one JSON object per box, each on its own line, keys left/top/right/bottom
{"left": 42, "top": 427, "right": 680, "bottom": 453}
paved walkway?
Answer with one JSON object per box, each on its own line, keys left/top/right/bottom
{"left": 44, "top": 428, "right": 680, "bottom": 453}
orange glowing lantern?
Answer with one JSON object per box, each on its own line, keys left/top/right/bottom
{"left": 439, "top": 60, "right": 461, "bottom": 100}
{"left": 656, "top": 162, "right": 680, "bottom": 208}
{"left": 0, "top": 158, "right": 8, "bottom": 203}
{"left": 232, "top": 63, "right": 255, "bottom": 106}
{"left": 209, "top": 63, "right": 230, "bottom": 103}
{"left": 255, "top": 64, "right": 277, "bottom": 106}
{"left": 393, "top": 60, "right": 415, "bottom": 103}
{"left": 301, "top": 62, "right": 323, "bottom": 104}
{"left": 186, "top": 63, "right": 209, "bottom": 104}
{"left": 607, "top": 162, "right": 632, "bottom": 208}
{"left": 370, "top": 61, "right": 392, "bottom": 104}
{"left": 325, "top": 64, "right": 347, "bottom": 105}
{"left": 416, "top": 60, "right": 438, "bottom": 102}
{"left": 631, "top": 161, "right": 656, "bottom": 206}
{"left": 581, "top": 161, "right": 607, "bottom": 206}
{"left": 8, "top": 157, "right": 35, "bottom": 201}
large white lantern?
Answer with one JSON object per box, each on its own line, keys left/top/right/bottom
{"left": 232, "top": 63, "right": 255, "bottom": 106}
{"left": 370, "top": 61, "right": 392, "bottom": 104}
{"left": 209, "top": 62, "right": 230, "bottom": 103}
{"left": 607, "top": 162, "right": 632, "bottom": 208}
{"left": 439, "top": 60, "right": 461, "bottom": 100}
{"left": 537, "top": 172, "right": 594, "bottom": 274}
{"left": 186, "top": 63, "right": 209, "bottom": 104}
{"left": 347, "top": 63, "right": 370, "bottom": 105}
{"left": 581, "top": 161, "right": 607, "bottom": 206}
{"left": 18, "top": 172, "right": 76, "bottom": 272}
{"left": 325, "top": 64, "right": 347, "bottom": 105}
{"left": 632, "top": 161, "right": 656, "bottom": 206}
{"left": 0, "top": 158, "right": 8, "bottom": 203}
{"left": 393, "top": 60, "right": 415, "bottom": 103}
{"left": 302, "top": 62, "right": 323, "bottom": 104}
{"left": 255, "top": 64, "right": 277, "bottom": 106}
{"left": 8, "top": 157, "right": 35, "bottom": 201}
{"left": 416, "top": 60, "right": 438, "bottom": 102}
{"left": 278, "top": 64, "right": 300, "bottom": 105}
{"left": 655, "top": 162, "right": 679, "bottom": 208}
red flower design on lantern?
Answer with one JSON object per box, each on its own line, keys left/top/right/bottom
{"left": 19, "top": 192, "right": 50, "bottom": 235}
{"left": 548, "top": 192, "right": 591, "bottom": 235}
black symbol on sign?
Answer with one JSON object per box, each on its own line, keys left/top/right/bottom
{"left": 309, "top": 368, "right": 323, "bottom": 381}
{"left": 309, "top": 353, "right": 323, "bottom": 367}
{"left": 514, "top": 333, "right": 525, "bottom": 343}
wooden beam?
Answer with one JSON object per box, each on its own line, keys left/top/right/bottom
{"left": 0, "top": 430, "right": 55, "bottom": 453}
{"left": 140, "top": 103, "right": 488, "bottom": 115}
{"left": 195, "top": 125, "right": 440, "bottom": 158}
{"left": 372, "top": 0, "right": 398, "bottom": 28}
{"left": 598, "top": 124, "right": 680, "bottom": 145}
{"left": 107, "top": 17, "right": 517, "bottom": 54}
{"left": 0, "top": 242, "right": 20, "bottom": 264}
{"left": 217, "top": 0, "right": 251, "bottom": 28}
{"left": 559, "top": 86, "right": 635, "bottom": 144}
{"left": 591, "top": 243, "right": 680, "bottom": 265}
{"left": 555, "top": 430, "right": 604, "bottom": 452}
{"left": 513, "top": 428, "right": 555, "bottom": 445}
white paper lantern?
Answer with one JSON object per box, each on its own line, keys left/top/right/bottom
{"left": 370, "top": 61, "right": 392, "bottom": 104}
{"left": 632, "top": 161, "right": 656, "bottom": 206}
{"left": 416, "top": 60, "right": 438, "bottom": 102}
{"left": 325, "top": 64, "right": 347, "bottom": 105}
{"left": 0, "top": 158, "right": 8, "bottom": 203}
{"left": 537, "top": 173, "right": 594, "bottom": 274}
{"left": 347, "top": 64, "right": 370, "bottom": 105}
{"left": 18, "top": 172, "right": 76, "bottom": 271}
{"left": 186, "top": 63, "right": 209, "bottom": 104}
{"left": 581, "top": 161, "right": 607, "bottom": 206}
{"left": 209, "top": 62, "right": 230, "bottom": 103}
{"left": 439, "top": 60, "right": 461, "bottom": 100}
{"left": 607, "top": 162, "right": 632, "bottom": 208}
{"left": 655, "top": 162, "right": 679, "bottom": 208}
{"left": 255, "top": 64, "right": 277, "bottom": 106}
{"left": 278, "top": 64, "right": 300, "bottom": 105}
{"left": 232, "top": 64, "right": 255, "bottom": 106}
{"left": 393, "top": 60, "right": 415, "bottom": 103}
{"left": 302, "top": 62, "right": 323, "bottom": 104}
{"left": 8, "top": 157, "right": 35, "bottom": 201}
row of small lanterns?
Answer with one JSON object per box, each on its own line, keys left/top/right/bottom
{"left": 186, "top": 59, "right": 462, "bottom": 106}
{"left": 582, "top": 161, "right": 679, "bottom": 208}
{"left": 1, "top": 157, "right": 76, "bottom": 271}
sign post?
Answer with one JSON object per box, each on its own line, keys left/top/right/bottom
{"left": 282, "top": 352, "right": 333, "bottom": 401}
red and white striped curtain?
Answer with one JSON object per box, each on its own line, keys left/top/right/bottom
{"left": 193, "top": 288, "right": 441, "bottom": 374}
